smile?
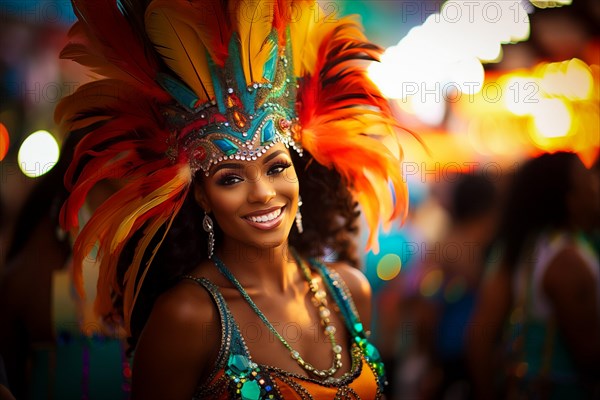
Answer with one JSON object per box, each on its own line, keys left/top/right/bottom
{"left": 243, "top": 206, "right": 285, "bottom": 230}
{"left": 246, "top": 208, "right": 282, "bottom": 222}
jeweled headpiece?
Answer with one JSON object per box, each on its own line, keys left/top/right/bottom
{"left": 154, "top": 14, "right": 302, "bottom": 175}
{"left": 58, "top": 0, "right": 408, "bottom": 332}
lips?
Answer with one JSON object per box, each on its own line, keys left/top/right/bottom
{"left": 243, "top": 206, "right": 285, "bottom": 230}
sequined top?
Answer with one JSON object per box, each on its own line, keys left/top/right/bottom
{"left": 184, "top": 260, "right": 386, "bottom": 400}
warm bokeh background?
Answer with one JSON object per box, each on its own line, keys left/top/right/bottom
{"left": 1, "top": 1, "right": 599, "bottom": 399}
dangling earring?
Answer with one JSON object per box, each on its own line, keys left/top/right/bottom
{"left": 203, "top": 212, "right": 215, "bottom": 258}
{"left": 295, "top": 196, "right": 304, "bottom": 234}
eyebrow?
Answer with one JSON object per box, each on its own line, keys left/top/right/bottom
{"left": 263, "top": 150, "right": 287, "bottom": 164}
{"left": 211, "top": 150, "right": 288, "bottom": 174}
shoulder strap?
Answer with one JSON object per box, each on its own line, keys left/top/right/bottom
{"left": 309, "top": 260, "right": 366, "bottom": 339}
{"left": 182, "top": 276, "right": 282, "bottom": 400}
{"left": 180, "top": 276, "right": 251, "bottom": 366}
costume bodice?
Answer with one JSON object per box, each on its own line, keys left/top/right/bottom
{"left": 507, "top": 232, "right": 600, "bottom": 397}
{"left": 185, "top": 260, "right": 386, "bottom": 400}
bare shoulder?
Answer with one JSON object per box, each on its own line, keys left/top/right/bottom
{"left": 544, "top": 245, "right": 596, "bottom": 300}
{"left": 139, "top": 278, "right": 220, "bottom": 357}
{"left": 326, "top": 262, "right": 373, "bottom": 327}
{"left": 132, "top": 278, "right": 222, "bottom": 399}
{"left": 328, "top": 262, "right": 372, "bottom": 302}
{"left": 156, "top": 279, "right": 215, "bottom": 325}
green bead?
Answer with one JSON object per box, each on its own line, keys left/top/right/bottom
{"left": 374, "top": 361, "right": 386, "bottom": 377}
{"left": 241, "top": 380, "right": 261, "bottom": 400}
{"left": 356, "top": 337, "right": 368, "bottom": 350}
{"left": 228, "top": 354, "right": 252, "bottom": 375}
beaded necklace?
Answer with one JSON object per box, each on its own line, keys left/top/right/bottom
{"left": 212, "top": 253, "right": 343, "bottom": 379}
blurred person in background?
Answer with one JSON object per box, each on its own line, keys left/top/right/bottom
{"left": 469, "top": 152, "right": 600, "bottom": 400}
{"left": 429, "top": 173, "right": 499, "bottom": 400}
{"left": 365, "top": 183, "right": 431, "bottom": 400}
{"left": 588, "top": 154, "right": 600, "bottom": 258}
{"left": 0, "top": 135, "right": 130, "bottom": 399}
{"left": 416, "top": 173, "right": 499, "bottom": 400}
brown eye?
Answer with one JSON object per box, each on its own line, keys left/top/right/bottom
{"left": 267, "top": 162, "right": 292, "bottom": 176}
{"left": 216, "top": 174, "right": 243, "bottom": 186}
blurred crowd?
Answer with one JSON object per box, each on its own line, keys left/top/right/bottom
{"left": 368, "top": 151, "right": 600, "bottom": 400}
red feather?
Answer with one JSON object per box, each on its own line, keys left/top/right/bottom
{"left": 297, "top": 17, "right": 408, "bottom": 252}
{"left": 70, "top": 0, "right": 159, "bottom": 86}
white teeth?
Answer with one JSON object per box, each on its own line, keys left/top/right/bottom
{"left": 247, "top": 208, "right": 282, "bottom": 223}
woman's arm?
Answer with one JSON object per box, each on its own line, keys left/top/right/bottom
{"left": 132, "top": 281, "right": 220, "bottom": 400}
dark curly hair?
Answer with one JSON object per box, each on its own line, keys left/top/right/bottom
{"left": 119, "top": 149, "right": 361, "bottom": 349}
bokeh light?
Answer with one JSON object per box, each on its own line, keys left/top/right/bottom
{"left": 0, "top": 123, "right": 9, "bottom": 161}
{"left": 420, "top": 269, "right": 444, "bottom": 297}
{"left": 530, "top": 0, "right": 572, "bottom": 9}
{"left": 376, "top": 253, "right": 402, "bottom": 281}
{"left": 17, "top": 130, "right": 60, "bottom": 178}
{"left": 531, "top": 98, "right": 572, "bottom": 138}
{"left": 369, "top": 0, "right": 530, "bottom": 102}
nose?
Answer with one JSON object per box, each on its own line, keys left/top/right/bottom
{"left": 247, "top": 174, "right": 276, "bottom": 204}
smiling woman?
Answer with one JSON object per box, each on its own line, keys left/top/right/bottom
{"left": 56, "top": 1, "right": 408, "bottom": 399}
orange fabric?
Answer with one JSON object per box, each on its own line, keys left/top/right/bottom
{"left": 203, "top": 357, "right": 379, "bottom": 399}
{"left": 276, "top": 359, "right": 378, "bottom": 399}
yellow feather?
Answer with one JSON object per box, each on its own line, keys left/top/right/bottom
{"left": 234, "top": 0, "right": 276, "bottom": 83}
{"left": 122, "top": 213, "right": 173, "bottom": 334}
{"left": 111, "top": 165, "right": 191, "bottom": 253}
{"left": 289, "top": 1, "right": 320, "bottom": 76}
{"left": 121, "top": 166, "right": 191, "bottom": 334}
{"left": 145, "top": 0, "right": 213, "bottom": 101}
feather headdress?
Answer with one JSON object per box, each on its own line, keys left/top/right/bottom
{"left": 58, "top": 0, "right": 408, "bottom": 333}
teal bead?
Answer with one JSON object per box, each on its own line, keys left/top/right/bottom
{"left": 353, "top": 322, "right": 364, "bottom": 333}
{"left": 240, "top": 380, "right": 261, "bottom": 400}
{"left": 364, "top": 342, "right": 381, "bottom": 360}
{"left": 228, "top": 354, "right": 252, "bottom": 375}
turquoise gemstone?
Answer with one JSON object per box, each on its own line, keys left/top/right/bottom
{"left": 365, "top": 342, "right": 381, "bottom": 360}
{"left": 228, "top": 354, "right": 251, "bottom": 375}
{"left": 240, "top": 380, "right": 261, "bottom": 400}
{"left": 261, "top": 119, "right": 275, "bottom": 143}
{"left": 213, "top": 137, "right": 238, "bottom": 156}
{"left": 353, "top": 322, "right": 364, "bottom": 333}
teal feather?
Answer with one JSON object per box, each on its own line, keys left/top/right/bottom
{"left": 208, "top": 57, "right": 225, "bottom": 114}
{"left": 157, "top": 73, "right": 199, "bottom": 111}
